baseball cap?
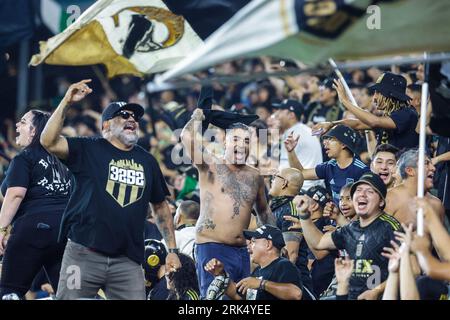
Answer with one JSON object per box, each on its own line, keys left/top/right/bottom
{"left": 350, "top": 172, "right": 387, "bottom": 209}
{"left": 323, "top": 125, "right": 358, "bottom": 155}
{"left": 272, "top": 99, "right": 304, "bottom": 119}
{"left": 305, "top": 185, "right": 330, "bottom": 208}
{"left": 243, "top": 224, "right": 285, "bottom": 250}
{"left": 101, "top": 102, "right": 144, "bottom": 123}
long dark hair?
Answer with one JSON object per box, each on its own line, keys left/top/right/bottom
{"left": 29, "top": 109, "right": 51, "bottom": 147}
{"left": 28, "top": 109, "right": 71, "bottom": 183}
{"left": 167, "top": 253, "right": 199, "bottom": 300}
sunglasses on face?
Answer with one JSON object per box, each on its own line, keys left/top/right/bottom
{"left": 113, "top": 110, "right": 140, "bottom": 122}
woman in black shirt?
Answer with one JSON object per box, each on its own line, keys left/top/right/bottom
{"left": 0, "top": 110, "right": 71, "bottom": 299}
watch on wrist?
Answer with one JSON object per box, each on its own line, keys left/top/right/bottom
{"left": 168, "top": 248, "right": 179, "bottom": 254}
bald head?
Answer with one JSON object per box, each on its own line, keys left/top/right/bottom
{"left": 281, "top": 168, "right": 304, "bottom": 193}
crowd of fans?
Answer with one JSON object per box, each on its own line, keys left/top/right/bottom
{"left": 0, "top": 56, "right": 449, "bottom": 300}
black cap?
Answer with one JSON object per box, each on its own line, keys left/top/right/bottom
{"left": 272, "top": 99, "right": 304, "bottom": 119}
{"left": 321, "top": 78, "right": 336, "bottom": 90}
{"left": 305, "top": 185, "right": 330, "bottom": 208}
{"left": 243, "top": 225, "right": 285, "bottom": 250}
{"left": 368, "top": 72, "right": 411, "bottom": 102}
{"left": 323, "top": 125, "right": 358, "bottom": 155}
{"left": 101, "top": 102, "right": 144, "bottom": 123}
{"left": 350, "top": 172, "right": 387, "bottom": 209}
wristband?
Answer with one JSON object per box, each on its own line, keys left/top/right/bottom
{"left": 168, "top": 248, "right": 179, "bottom": 254}
{"left": 259, "top": 279, "right": 267, "bottom": 291}
{"left": 298, "top": 211, "right": 311, "bottom": 220}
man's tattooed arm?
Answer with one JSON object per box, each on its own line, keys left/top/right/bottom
{"left": 152, "top": 201, "right": 177, "bottom": 248}
{"left": 254, "top": 175, "right": 275, "bottom": 226}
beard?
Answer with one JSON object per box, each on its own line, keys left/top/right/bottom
{"left": 111, "top": 125, "right": 138, "bottom": 147}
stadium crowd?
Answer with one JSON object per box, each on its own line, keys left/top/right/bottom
{"left": 0, "top": 56, "right": 449, "bottom": 300}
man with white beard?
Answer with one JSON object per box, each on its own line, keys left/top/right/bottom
{"left": 40, "top": 79, "right": 180, "bottom": 300}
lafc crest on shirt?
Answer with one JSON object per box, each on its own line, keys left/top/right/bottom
{"left": 106, "top": 159, "right": 146, "bottom": 207}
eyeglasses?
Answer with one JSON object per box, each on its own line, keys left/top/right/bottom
{"left": 113, "top": 110, "right": 140, "bottom": 122}
{"left": 274, "top": 174, "right": 287, "bottom": 182}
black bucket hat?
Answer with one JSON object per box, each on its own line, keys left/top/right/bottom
{"left": 323, "top": 125, "right": 358, "bottom": 155}
{"left": 368, "top": 72, "right": 411, "bottom": 102}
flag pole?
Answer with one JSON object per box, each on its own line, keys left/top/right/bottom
{"left": 328, "top": 58, "right": 372, "bottom": 155}
{"left": 417, "top": 52, "right": 430, "bottom": 236}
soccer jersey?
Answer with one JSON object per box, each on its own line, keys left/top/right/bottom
{"left": 315, "top": 158, "right": 370, "bottom": 204}
{"left": 331, "top": 213, "right": 402, "bottom": 300}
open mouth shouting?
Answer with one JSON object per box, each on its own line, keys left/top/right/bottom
{"left": 123, "top": 122, "right": 137, "bottom": 133}
{"left": 356, "top": 198, "right": 369, "bottom": 212}
{"left": 378, "top": 171, "right": 390, "bottom": 184}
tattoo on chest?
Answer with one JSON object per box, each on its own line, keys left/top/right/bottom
{"left": 197, "top": 191, "right": 216, "bottom": 233}
{"left": 216, "top": 164, "right": 257, "bottom": 219}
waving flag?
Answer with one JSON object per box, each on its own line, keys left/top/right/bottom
{"left": 160, "top": 0, "right": 450, "bottom": 81}
{"left": 30, "top": 0, "right": 250, "bottom": 78}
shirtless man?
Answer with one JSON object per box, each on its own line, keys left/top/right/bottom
{"left": 385, "top": 149, "right": 445, "bottom": 227}
{"left": 180, "top": 108, "right": 274, "bottom": 298}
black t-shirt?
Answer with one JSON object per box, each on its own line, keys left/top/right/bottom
{"left": 60, "top": 137, "right": 170, "bottom": 264}
{"left": 304, "top": 101, "right": 344, "bottom": 125}
{"left": 331, "top": 213, "right": 402, "bottom": 300}
{"left": 248, "top": 257, "right": 303, "bottom": 300}
{"left": 377, "top": 107, "right": 419, "bottom": 149}
{"left": 1, "top": 145, "right": 70, "bottom": 222}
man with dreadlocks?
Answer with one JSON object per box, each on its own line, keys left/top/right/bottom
{"left": 313, "top": 72, "right": 419, "bottom": 150}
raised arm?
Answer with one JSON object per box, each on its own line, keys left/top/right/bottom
{"left": 396, "top": 225, "right": 420, "bottom": 300}
{"left": 284, "top": 132, "right": 318, "bottom": 180}
{"left": 411, "top": 235, "right": 450, "bottom": 281}
{"left": 333, "top": 79, "right": 396, "bottom": 130}
{"left": 180, "top": 108, "right": 211, "bottom": 167}
{"left": 40, "top": 79, "right": 92, "bottom": 160}
{"left": 418, "top": 198, "right": 450, "bottom": 261}
{"left": 294, "top": 195, "right": 337, "bottom": 250}
{"left": 254, "top": 175, "right": 276, "bottom": 226}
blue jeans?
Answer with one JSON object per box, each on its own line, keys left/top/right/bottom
{"left": 195, "top": 242, "right": 250, "bottom": 299}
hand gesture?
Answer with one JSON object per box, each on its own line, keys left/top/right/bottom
{"left": 332, "top": 79, "right": 350, "bottom": 106}
{"left": 64, "top": 79, "right": 93, "bottom": 104}
{"left": 334, "top": 256, "right": 354, "bottom": 284}
{"left": 382, "top": 240, "right": 401, "bottom": 273}
{"left": 293, "top": 195, "right": 311, "bottom": 213}
{"left": 323, "top": 201, "right": 340, "bottom": 221}
{"left": 205, "top": 258, "right": 225, "bottom": 276}
{"left": 191, "top": 108, "right": 205, "bottom": 121}
{"left": 165, "top": 252, "right": 182, "bottom": 274}
{"left": 394, "top": 223, "right": 414, "bottom": 255}
{"left": 311, "top": 122, "right": 333, "bottom": 136}
{"left": 283, "top": 215, "right": 301, "bottom": 231}
{"left": 236, "top": 277, "right": 261, "bottom": 295}
{"left": 284, "top": 131, "right": 299, "bottom": 152}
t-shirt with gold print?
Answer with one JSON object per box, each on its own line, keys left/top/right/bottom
{"left": 59, "top": 137, "right": 170, "bottom": 264}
